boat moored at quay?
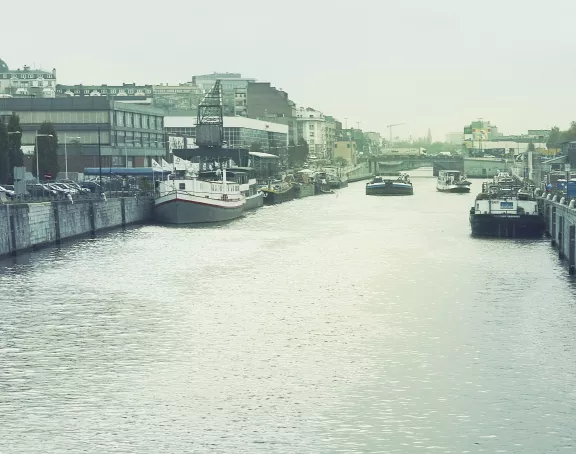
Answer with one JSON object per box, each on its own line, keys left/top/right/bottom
{"left": 366, "top": 173, "right": 413, "bottom": 196}
{"left": 469, "top": 182, "right": 545, "bottom": 238}
{"left": 436, "top": 170, "right": 471, "bottom": 193}
{"left": 155, "top": 170, "right": 245, "bottom": 224}
{"left": 260, "top": 179, "right": 298, "bottom": 205}
{"left": 225, "top": 167, "right": 264, "bottom": 211}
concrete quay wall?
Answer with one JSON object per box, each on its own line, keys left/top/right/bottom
{"left": 542, "top": 197, "right": 576, "bottom": 274}
{"left": 0, "top": 197, "right": 153, "bottom": 258}
{"left": 347, "top": 163, "right": 374, "bottom": 182}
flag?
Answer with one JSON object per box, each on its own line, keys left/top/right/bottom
{"left": 174, "top": 157, "right": 188, "bottom": 171}
{"left": 161, "top": 158, "right": 172, "bottom": 171}
{"left": 151, "top": 159, "right": 161, "bottom": 169}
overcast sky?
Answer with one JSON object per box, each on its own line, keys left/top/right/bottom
{"left": 3, "top": 0, "right": 576, "bottom": 141}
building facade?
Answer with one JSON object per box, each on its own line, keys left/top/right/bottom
{"left": 324, "top": 116, "right": 338, "bottom": 160}
{"left": 0, "top": 98, "right": 165, "bottom": 172}
{"left": 333, "top": 141, "right": 357, "bottom": 165}
{"left": 0, "top": 58, "right": 56, "bottom": 98}
{"left": 193, "top": 73, "right": 256, "bottom": 117}
{"left": 164, "top": 116, "right": 288, "bottom": 154}
{"left": 463, "top": 120, "right": 501, "bottom": 141}
{"left": 152, "top": 81, "right": 204, "bottom": 114}
{"left": 296, "top": 107, "right": 326, "bottom": 158}
{"left": 56, "top": 83, "right": 153, "bottom": 98}
{"left": 246, "top": 82, "right": 296, "bottom": 141}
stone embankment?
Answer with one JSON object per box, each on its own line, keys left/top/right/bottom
{"left": 0, "top": 197, "right": 153, "bottom": 257}
{"left": 346, "top": 163, "right": 374, "bottom": 182}
{"left": 541, "top": 195, "right": 576, "bottom": 274}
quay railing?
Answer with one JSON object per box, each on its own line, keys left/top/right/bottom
{"left": 0, "top": 190, "right": 153, "bottom": 205}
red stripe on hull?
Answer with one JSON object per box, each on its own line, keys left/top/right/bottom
{"left": 155, "top": 197, "right": 244, "bottom": 210}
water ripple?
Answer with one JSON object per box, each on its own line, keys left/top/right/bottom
{"left": 1, "top": 175, "right": 575, "bottom": 453}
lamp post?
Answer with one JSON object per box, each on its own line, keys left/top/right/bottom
{"left": 64, "top": 135, "right": 81, "bottom": 179}
{"left": 35, "top": 133, "right": 53, "bottom": 183}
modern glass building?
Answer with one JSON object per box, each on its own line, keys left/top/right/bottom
{"left": 164, "top": 116, "right": 288, "bottom": 153}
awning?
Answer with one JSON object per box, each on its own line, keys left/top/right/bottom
{"left": 249, "top": 151, "right": 280, "bottom": 159}
{"left": 83, "top": 167, "right": 171, "bottom": 177}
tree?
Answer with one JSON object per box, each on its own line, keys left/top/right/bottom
{"left": 0, "top": 119, "right": 9, "bottom": 184}
{"left": 334, "top": 156, "right": 348, "bottom": 167}
{"left": 527, "top": 142, "right": 536, "bottom": 152}
{"left": 7, "top": 113, "right": 24, "bottom": 171}
{"left": 288, "top": 138, "right": 309, "bottom": 166}
{"left": 547, "top": 126, "right": 561, "bottom": 148}
{"left": 32, "top": 122, "right": 59, "bottom": 179}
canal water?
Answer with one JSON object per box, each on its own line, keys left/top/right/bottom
{"left": 1, "top": 171, "right": 576, "bottom": 453}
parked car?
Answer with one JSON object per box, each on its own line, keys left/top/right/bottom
{"left": 60, "top": 180, "right": 91, "bottom": 195}
{"left": 80, "top": 181, "right": 104, "bottom": 193}
{"left": 47, "top": 183, "right": 71, "bottom": 198}
{"left": 0, "top": 185, "right": 15, "bottom": 199}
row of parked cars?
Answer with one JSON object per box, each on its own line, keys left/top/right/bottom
{"left": 0, "top": 180, "right": 105, "bottom": 200}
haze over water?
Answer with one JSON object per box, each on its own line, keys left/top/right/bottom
{"left": 1, "top": 174, "right": 576, "bottom": 453}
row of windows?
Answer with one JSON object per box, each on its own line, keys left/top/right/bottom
{"left": 21, "top": 130, "right": 111, "bottom": 146}
{"left": 20, "top": 130, "right": 166, "bottom": 147}
{"left": 10, "top": 80, "right": 54, "bottom": 87}
{"left": 163, "top": 127, "right": 288, "bottom": 152}
{"left": 0, "top": 73, "right": 54, "bottom": 79}
{"left": 113, "top": 131, "right": 164, "bottom": 147}
{"left": 19, "top": 111, "right": 109, "bottom": 124}
{"left": 115, "top": 111, "right": 162, "bottom": 130}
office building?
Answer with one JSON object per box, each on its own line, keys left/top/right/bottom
{"left": 0, "top": 97, "right": 165, "bottom": 172}
{"left": 164, "top": 116, "right": 288, "bottom": 154}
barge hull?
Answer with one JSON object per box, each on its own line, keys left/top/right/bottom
{"left": 470, "top": 214, "right": 545, "bottom": 238}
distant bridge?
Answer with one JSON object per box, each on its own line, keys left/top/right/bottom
{"left": 366, "top": 155, "right": 464, "bottom": 176}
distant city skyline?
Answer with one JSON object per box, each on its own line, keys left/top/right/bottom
{"left": 4, "top": 0, "right": 576, "bottom": 141}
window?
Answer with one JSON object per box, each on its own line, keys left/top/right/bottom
{"left": 179, "top": 183, "right": 186, "bottom": 190}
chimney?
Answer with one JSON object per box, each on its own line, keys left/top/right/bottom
{"left": 52, "top": 68, "right": 57, "bottom": 79}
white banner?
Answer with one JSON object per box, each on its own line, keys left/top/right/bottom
{"left": 161, "top": 158, "right": 172, "bottom": 171}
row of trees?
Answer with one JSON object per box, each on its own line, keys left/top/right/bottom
{"left": 547, "top": 122, "right": 576, "bottom": 148}
{"left": 0, "top": 117, "right": 59, "bottom": 184}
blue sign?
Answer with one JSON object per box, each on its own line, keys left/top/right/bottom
{"left": 500, "top": 201, "right": 514, "bottom": 209}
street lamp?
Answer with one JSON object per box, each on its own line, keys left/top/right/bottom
{"left": 64, "top": 135, "right": 81, "bottom": 179}
{"left": 35, "top": 133, "right": 53, "bottom": 183}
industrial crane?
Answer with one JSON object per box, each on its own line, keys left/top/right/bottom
{"left": 386, "top": 123, "right": 407, "bottom": 143}
{"left": 195, "top": 80, "right": 224, "bottom": 148}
